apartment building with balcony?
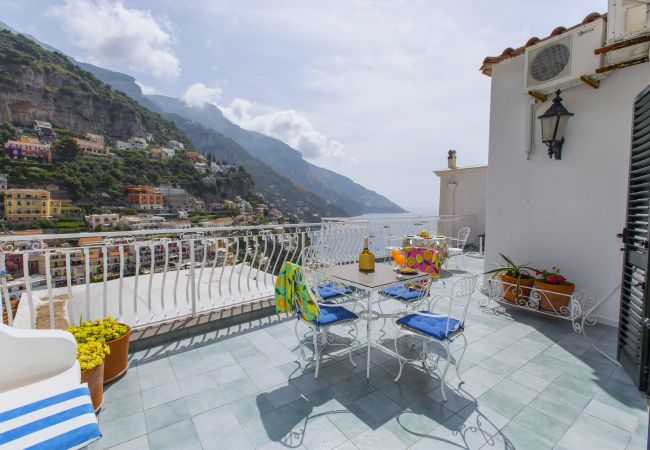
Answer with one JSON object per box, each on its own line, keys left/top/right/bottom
{"left": 126, "top": 186, "right": 164, "bottom": 211}
{"left": 74, "top": 133, "right": 110, "bottom": 157}
{"left": 4, "top": 136, "right": 52, "bottom": 163}
{"left": 85, "top": 213, "right": 120, "bottom": 229}
{"left": 3, "top": 189, "right": 61, "bottom": 223}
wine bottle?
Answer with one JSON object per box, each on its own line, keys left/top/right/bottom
{"left": 358, "top": 236, "right": 375, "bottom": 273}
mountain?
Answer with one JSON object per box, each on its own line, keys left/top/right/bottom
{"left": 0, "top": 28, "right": 345, "bottom": 220}
{"left": 70, "top": 49, "right": 404, "bottom": 216}
{"left": 145, "top": 96, "right": 405, "bottom": 216}
{"left": 0, "top": 29, "right": 190, "bottom": 146}
{"left": 168, "top": 115, "right": 347, "bottom": 220}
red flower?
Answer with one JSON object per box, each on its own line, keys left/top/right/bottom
{"left": 558, "top": 276, "right": 566, "bottom": 283}
{"left": 535, "top": 270, "right": 542, "bottom": 275}
{"left": 547, "top": 275, "right": 559, "bottom": 283}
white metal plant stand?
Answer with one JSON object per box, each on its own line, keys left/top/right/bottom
{"left": 479, "top": 277, "right": 601, "bottom": 334}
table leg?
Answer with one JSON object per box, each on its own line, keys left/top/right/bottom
{"left": 366, "top": 290, "right": 373, "bottom": 379}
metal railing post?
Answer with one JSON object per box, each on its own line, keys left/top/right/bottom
{"left": 189, "top": 239, "right": 197, "bottom": 317}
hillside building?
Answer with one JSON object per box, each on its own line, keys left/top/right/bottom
{"left": 5, "top": 137, "right": 52, "bottom": 163}
{"left": 126, "top": 186, "right": 164, "bottom": 211}
{"left": 74, "top": 136, "right": 110, "bottom": 157}
{"left": 86, "top": 213, "right": 120, "bottom": 229}
{"left": 168, "top": 140, "right": 185, "bottom": 151}
{"left": 434, "top": 150, "right": 487, "bottom": 244}
{"left": 33, "top": 121, "right": 53, "bottom": 138}
{"left": 128, "top": 137, "right": 147, "bottom": 150}
{"left": 4, "top": 189, "right": 61, "bottom": 223}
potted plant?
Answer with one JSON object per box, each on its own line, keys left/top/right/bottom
{"left": 534, "top": 266, "right": 575, "bottom": 314}
{"left": 68, "top": 316, "right": 131, "bottom": 384}
{"left": 77, "top": 341, "right": 110, "bottom": 413}
{"left": 485, "top": 254, "right": 535, "bottom": 303}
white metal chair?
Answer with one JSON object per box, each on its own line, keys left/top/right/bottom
{"left": 294, "top": 265, "right": 362, "bottom": 379}
{"left": 393, "top": 272, "right": 479, "bottom": 402}
{"left": 376, "top": 276, "right": 433, "bottom": 335}
{"left": 446, "top": 226, "right": 470, "bottom": 269}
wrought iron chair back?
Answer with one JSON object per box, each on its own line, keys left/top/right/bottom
{"left": 448, "top": 272, "right": 479, "bottom": 325}
{"left": 456, "top": 226, "right": 470, "bottom": 250}
{"left": 301, "top": 245, "right": 329, "bottom": 269}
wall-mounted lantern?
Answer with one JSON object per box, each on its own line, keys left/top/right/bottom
{"left": 538, "top": 89, "right": 574, "bottom": 160}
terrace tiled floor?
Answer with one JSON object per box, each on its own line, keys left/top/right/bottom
{"left": 94, "top": 257, "right": 648, "bottom": 449}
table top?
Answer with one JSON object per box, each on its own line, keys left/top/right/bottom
{"left": 318, "top": 262, "right": 430, "bottom": 290}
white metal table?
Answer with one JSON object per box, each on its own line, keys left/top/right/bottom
{"left": 317, "top": 262, "right": 430, "bottom": 379}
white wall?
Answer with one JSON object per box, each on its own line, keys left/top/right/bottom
{"left": 485, "top": 55, "right": 650, "bottom": 326}
{"left": 435, "top": 166, "right": 487, "bottom": 245}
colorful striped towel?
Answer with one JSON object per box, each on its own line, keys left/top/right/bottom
{"left": 0, "top": 385, "right": 101, "bottom": 450}
{"left": 275, "top": 262, "right": 320, "bottom": 321}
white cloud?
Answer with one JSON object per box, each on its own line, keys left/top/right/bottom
{"left": 221, "top": 98, "right": 353, "bottom": 164}
{"left": 135, "top": 80, "right": 156, "bottom": 95}
{"left": 181, "top": 83, "right": 222, "bottom": 109}
{"left": 48, "top": 0, "right": 180, "bottom": 81}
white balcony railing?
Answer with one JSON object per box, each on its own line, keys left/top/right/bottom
{"left": 0, "top": 215, "right": 473, "bottom": 330}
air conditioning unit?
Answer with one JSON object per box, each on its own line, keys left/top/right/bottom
{"left": 524, "top": 19, "right": 606, "bottom": 94}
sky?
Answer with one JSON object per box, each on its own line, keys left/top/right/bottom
{"left": 0, "top": 0, "right": 604, "bottom": 214}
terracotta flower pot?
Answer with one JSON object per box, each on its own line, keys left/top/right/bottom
{"left": 534, "top": 280, "right": 575, "bottom": 314}
{"left": 82, "top": 362, "right": 104, "bottom": 413}
{"left": 103, "top": 326, "right": 131, "bottom": 384}
{"left": 500, "top": 275, "right": 534, "bottom": 303}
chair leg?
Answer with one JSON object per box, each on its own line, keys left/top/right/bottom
{"left": 347, "top": 321, "right": 358, "bottom": 368}
{"left": 421, "top": 338, "right": 428, "bottom": 369}
{"left": 455, "top": 334, "right": 468, "bottom": 384}
{"left": 394, "top": 333, "right": 405, "bottom": 382}
{"left": 313, "top": 329, "right": 321, "bottom": 379}
{"left": 440, "top": 341, "right": 451, "bottom": 402}
{"left": 294, "top": 319, "right": 306, "bottom": 362}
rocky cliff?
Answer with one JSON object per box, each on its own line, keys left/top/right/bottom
{"left": 0, "top": 30, "right": 189, "bottom": 145}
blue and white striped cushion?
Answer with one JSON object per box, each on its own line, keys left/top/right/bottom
{"left": 0, "top": 385, "right": 101, "bottom": 450}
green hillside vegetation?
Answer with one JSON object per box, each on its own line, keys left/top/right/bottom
{"left": 0, "top": 135, "right": 254, "bottom": 206}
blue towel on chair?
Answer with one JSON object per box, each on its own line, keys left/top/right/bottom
{"left": 0, "top": 384, "right": 102, "bottom": 450}
{"left": 317, "top": 282, "right": 352, "bottom": 300}
{"left": 381, "top": 285, "right": 423, "bottom": 301}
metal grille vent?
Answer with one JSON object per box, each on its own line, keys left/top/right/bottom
{"left": 527, "top": 36, "right": 572, "bottom": 87}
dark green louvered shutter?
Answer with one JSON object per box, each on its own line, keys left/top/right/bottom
{"left": 619, "top": 84, "right": 650, "bottom": 394}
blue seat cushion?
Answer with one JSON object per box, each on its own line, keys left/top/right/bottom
{"left": 318, "top": 282, "right": 352, "bottom": 300}
{"left": 313, "top": 305, "right": 358, "bottom": 326}
{"left": 396, "top": 313, "right": 462, "bottom": 340}
{"left": 380, "top": 285, "right": 424, "bottom": 302}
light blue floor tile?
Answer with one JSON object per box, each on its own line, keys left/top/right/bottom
{"left": 220, "top": 377, "right": 260, "bottom": 403}
{"left": 104, "top": 435, "right": 149, "bottom": 450}
{"left": 98, "top": 412, "right": 147, "bottom": 450}
{"left": 144, "top": 398, "right": 189, "bottom": 433}
{"left": 177, "top": 372, "right": 217, "bottom": 396}
{"left": 141, "top": 382, "right": 183, "bottom": 410}
{"left": 583, "top": 398, "right": 642, "bottom": 433}
{"left": 556, "top": 413, "right": 631, "bottom": 450}
{"left": 184, "top": 386, "right": 227, "bottom": 416}
{"left": 147, "top": 419, "right": 202, "bottom": 450}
